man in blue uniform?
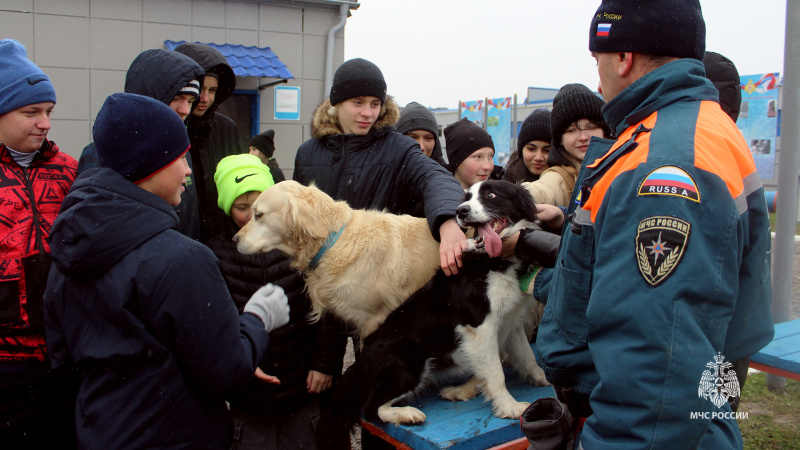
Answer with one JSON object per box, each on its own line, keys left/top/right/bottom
{"left": 533, "top": 1, "right": 773, "bottom": 448}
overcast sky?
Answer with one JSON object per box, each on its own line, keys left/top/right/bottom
{"left": 344, "top": 0, "right": 788, "bottom": 109}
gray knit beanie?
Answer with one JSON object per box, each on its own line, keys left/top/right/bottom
{"left": 398, "top": 102, "right": 444, "bottom": 164}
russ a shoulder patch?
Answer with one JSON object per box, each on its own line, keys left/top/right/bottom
{"left": 638, "top": 166, "right": 700, "bottom": 202}
{"left": 636, "top": 216, "right": 690, "bottom": 286}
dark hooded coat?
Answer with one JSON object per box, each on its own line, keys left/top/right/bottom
{"left": 293, "top": 97, "right": 464, "bottom": 240}
{"left": 43, "top": 168, "right": 269, "bottom": 449}
{"left": 174, "top": 43, "right": 244, "bottom": 243}
{"left": 76, "top": 49, "right": 206, "bottom": 241}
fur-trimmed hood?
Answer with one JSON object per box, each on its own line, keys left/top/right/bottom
{"left": 310, "top": 96, "right": 400, "bottom": 139}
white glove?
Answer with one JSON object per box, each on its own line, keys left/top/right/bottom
{"left": 244, "top": 283, "right": 290, "bottom": 332}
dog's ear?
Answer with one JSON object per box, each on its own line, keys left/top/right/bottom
{"left": 286, "top": 186, "right": 333, "bottom": 243}
{"left": 514, "top": 187, "right": 539, "bottom": 223}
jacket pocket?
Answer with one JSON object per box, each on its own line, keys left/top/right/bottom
{"left": 548, "top": 264, "right": 591, "bottom": 343}
{"left": 547, "top": 220, "right": 594, "bottom": 343}
{"left": 0, "top": 279, "right": 21, "bottom": 325}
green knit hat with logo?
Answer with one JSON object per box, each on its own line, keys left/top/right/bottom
{"left": 214, "top": 154, "right": 274, "bottom": 216}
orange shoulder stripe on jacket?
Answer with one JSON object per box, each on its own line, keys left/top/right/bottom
{"left": 693, "top": 101, "right": 756, "bottom": 201}
{"left": 584, "top": 114, "right": 658, "bottom": 222}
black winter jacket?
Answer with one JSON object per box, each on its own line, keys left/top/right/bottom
{"left": 190, "top": 113, "right": 243, "bottom": 242}
{"left": 514, "top": 225, "right": 561, "bottom": 268}
{"left": 175, "top": 43, "right": 244, "bottom": 243}
{"left": 266, "top": 157, "right": 286, "bottom": 183}
{"left": 44, "top": 168, "right": 269, "bottom": 449}
{"left": 294, "top": 97, "right": 464, "bottom": 240}
{"left": 209, "top": 219, "right": 346, "bottom": 414}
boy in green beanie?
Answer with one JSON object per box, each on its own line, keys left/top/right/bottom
{"left": 211, "top": 154, "right": 343, "bottom": 450}
{"left": 215, "top": 154, "right": 274, "bottom": 228}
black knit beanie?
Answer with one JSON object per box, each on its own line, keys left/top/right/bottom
{"left": 330, "top": 58, "right": 387, "bottom": 106}
{"left": 94, "top": 93, "right": 190, "bottom": 183}
{"left": 517, "top": 108, "right": 552, "bottom": 156}
{"left": 444, "top": 118, "right": 494, "bottom": 172}
{"left": 703, "top": 51, "right": 741, "bottom": 122}
{"left": 589, "top": 0, "right": 706, "bottom": 61}
{"left": 550, "top": 84, "right": 608, "bottom": 151}
{"left": 249, "top": 129, "right": 276, "bottom": 158}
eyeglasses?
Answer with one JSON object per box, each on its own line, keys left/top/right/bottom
{"left": 563, "top": 121, "right": 601, "bottom": 136}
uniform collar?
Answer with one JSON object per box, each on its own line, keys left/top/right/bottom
{"left": 602, "top": 58, "right": 718, "bottom": 137}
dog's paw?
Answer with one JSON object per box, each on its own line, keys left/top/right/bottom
{"left": 493, "top": 401, "right": 531, "bottom": 420}
{"left": 377, "top": 406, "right": 427, "bottom": 425}
{"left": 523, "top": 366, "right": 550, "bottom": 387}
{"left": 440, "top": 383, "right": 479, "bottom": 402}
{"left": 462, "top": 237, "right": 487, "bottom": 255}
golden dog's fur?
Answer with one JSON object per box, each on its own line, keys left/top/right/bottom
{"left": 234, "top": 181, "right": 441, "bottom": 339}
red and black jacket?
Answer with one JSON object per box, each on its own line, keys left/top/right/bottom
{"left": 0, "top": 140, "right": 77, "bottom": 362}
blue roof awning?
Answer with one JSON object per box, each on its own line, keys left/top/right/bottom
{"left": 165, "top": 40, "right": 294, "bottom": 79}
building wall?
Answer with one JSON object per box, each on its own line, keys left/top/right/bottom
{"left": 1, "top": 0, "right": 349, "bottom": 175}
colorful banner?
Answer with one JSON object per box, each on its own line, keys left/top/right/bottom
{"left": 459, "top": 98, "right": 513, "bottom": 165}
{"left": 460, "top": 100, "right": 483, "bottom": 125}
{"left": 487, "top": 97, "right": 512, "bottom": 165}
{"left": 738, "top": 73, "right": 780, "bottom": 180}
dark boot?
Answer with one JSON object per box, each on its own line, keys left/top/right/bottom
{"left": 520, "top": 397, "right": 575, "bottom": 450}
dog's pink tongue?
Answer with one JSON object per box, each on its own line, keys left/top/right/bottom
{"left": 478, "top": 223, "right": 502, "bottom": 258}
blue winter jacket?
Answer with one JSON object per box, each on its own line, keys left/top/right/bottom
{"left": 44, "top": 168, "right": 269, "bottom": 449}
{"left": 535, "top": 59, "right": 773, "bottom": 449}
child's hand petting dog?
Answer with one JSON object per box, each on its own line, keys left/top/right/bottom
{"left": 535, "top": 204, "right": 565, "bottom": 229}
{"left": 255, "top": 367, "right": 280, "bottom": 384}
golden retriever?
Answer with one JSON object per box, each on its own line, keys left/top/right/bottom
{"left": 234, "top": 180, "right": 441, "bottom": 339}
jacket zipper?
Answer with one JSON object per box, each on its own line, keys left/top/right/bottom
{"left": 340, "top": 138, "right": 353, "bottom": 189}
{"left": 22, "top": 166, "right": 47, "bottom": 256}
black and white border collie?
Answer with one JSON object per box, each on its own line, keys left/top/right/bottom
{"left": 317, "top": 180, "right": 549, "bottom": 447}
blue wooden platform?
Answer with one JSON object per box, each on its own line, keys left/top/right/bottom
{"left": 750, "top": 318, "right": 800, "bottom": 381}
{"left": 362, "top": 369, "right": 555, "bottom": 450}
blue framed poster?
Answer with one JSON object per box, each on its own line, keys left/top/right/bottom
{"left": 274, "top": 86, "right": 300, "bottom": 120}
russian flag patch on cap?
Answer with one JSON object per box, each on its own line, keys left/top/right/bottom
{"left": 597, "top": 23, "right": 612, "bottom": 36}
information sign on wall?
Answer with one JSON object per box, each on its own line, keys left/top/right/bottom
{"left": 274, "top": 86, "right": 300, "bottom": 120}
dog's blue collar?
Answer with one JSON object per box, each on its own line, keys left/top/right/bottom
{"left": 308, "top": 225, "right": 346, "bottom": 270}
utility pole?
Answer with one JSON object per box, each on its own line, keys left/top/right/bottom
{"left": 768, "top": 0, "right": 800, "bottom": 393}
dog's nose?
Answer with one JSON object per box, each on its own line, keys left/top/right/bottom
{"left": 456, "top": 204, "right": 471, "bottom": 219}
{"left": 232, "top": 233, "right": 240, "bottom": 243}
